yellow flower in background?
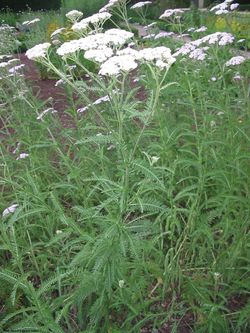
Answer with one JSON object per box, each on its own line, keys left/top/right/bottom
{"left": 47, "top": 22, "right": 60, "bottom": 39}
{"left": 215, "top": 17, "right": 227, "bottom": 30}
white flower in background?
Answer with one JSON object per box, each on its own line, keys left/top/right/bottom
{"left": 7, "top": 58, "right": 20, "bottom": 65}
{"left": 192, "top": 32, "right": 234, "bottom": 47}
{"left": 145, "top": 22, "right": 157, "bottom": 29}
{"left": 154, "top": 31, "right": 174, "bottom": 39}
{"left": 2, "top": 204, "right": 19, "bottom": 217}
{"left": 194, "top": 26, "right": 207, "bottom": 33}
{"left": 143, "top": 34, "right": 156, "bottom": 40}
{"left": 73, "top": 12, "right": 111, "bottom": 30}
{"left": 99, "top": 55, "right": 138, "bottom": 76}
{"left": 237, "top": 39, "right": 245, "bottom": 43}
{"left": 225, "top": 56, "right": 245, "bottom": 66}
{"left": 99, "top": 0, "right": 120, "bottom": 13}
{"left": 77, "top": 93, "right": 114, "bottom": 113}
{"left": 131, "top": 1, "right": 152, "bottom": 10}
{"left": 52, "top": 39, "right": 61, "bottom": 46}
{"left": 160, "top": 9, "right": 184, "bottom": 19}
{"left": 26, "top": 43, "right": 51, "bottom": 60}
{"left": 36, "top": 107, "right": 58, "bottom": 120}
{"left": 66, "top": 10, "right": 83, "bottom": 22}
{"left": 9, "top": 64, "right": 25, "bottom": 74}
{"left": 51, "top": 27, "right": 65, "bottom": 38}
{"left": 211, "top": 76, "right": 217, "bottom": 81}
{"left": 27, "top": 18, "right": 40, "bottom": 25}
{"left": 211, "top": 0, "right": 239, "bottom": 14}
{"left": 84, "top": 47, "right": 113, "bottom": 63}
{"left": 16, "top": 153, "right": 29, "bottom": 160}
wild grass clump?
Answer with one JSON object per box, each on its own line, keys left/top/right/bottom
{"left": 0, "top": 1, "right": 250, "bottom": 332}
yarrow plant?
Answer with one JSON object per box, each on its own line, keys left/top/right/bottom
{"left": 1, "top": 3, "right": 250, "bottom": 333}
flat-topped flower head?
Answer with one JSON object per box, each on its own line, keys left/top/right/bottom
{"left": 160, "top": 9, "right": 184, "bottom": 19}
{"left": 225, "top": 56, "right": 245, "bottom": 66}
{"left": 131, "top": 1, "right": 152, "bottom": 10}
{"left": 84, "top": 47, "right": 114, "bottom": 63}
{"left": 99, "top": 55, "right": 138, "bottom": 76}
{"left": 51, "top": 28, "right": 65, "bottom": 38}
{"left": 66, "top": 10, "right": 83, "bottom": 22}
{"left": 138, "top": 46, "right": 176, "bottom": 69}
{"left": 210, "top": 0, "right": 239, "bottom": 14}
{"left": 71, "top": 20, "right": 89, "bottom": 33}
{"left": 99, "top": 0, "right": 121, "bottom": 13}
{"left": 26, "top": 43, "right": 51, "bottom": 60}
{"left": 73, "top": 12, "right": 111, "bottom": 29}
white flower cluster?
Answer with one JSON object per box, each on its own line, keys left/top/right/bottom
{"left": 16, "top": 153, "right": 29, "bottom": 160}
{"left": 99, "top": 55, "right": 138, "bottom": 76}
{"left": 66, "top": 10, "right": 83, "bottom": 22}
{"left": 72, "top": 12, "right": 111, "bottom": 32}
{"left": 84, "top": 47, "right": 114, "bottom": 63}
{"left": 99, "top": 46, "right": 176, "bottom": 75}
{"left": 22, "top": 18, "right": 40, "bottom": 26}
{"left": 225, "top": 56, "right": 245, "bottom": 66}
{"left": 173, "top": 32, "right": 234, "bottom": 61}
{"left": 160, "top": 9, "right": 184, "bottom": 19}
{"left": 130, "top": 1, "right": 152, "bottom": 10}
{"left": 51, "top": 28, "right": 65, "bottom": 38}
{"left": 138, "top": 46, "right": 176, "bottom": 69}
{"left": 57, "top": 29, "right": 134, "bottom": 57}
{"left": 99, "top": 0, "right": 121, "bottom": 13}
{"left": 210, "top": 0, "right": 239, "bottom": 15}
{"left": 26, "top": 43, "right": 51, "bottom": 60}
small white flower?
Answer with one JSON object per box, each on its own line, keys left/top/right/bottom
{"left": 210, "top": 76, "right": 217, "bottom": 82}
{"left": 210, "top": 120, "right": 216, "bottom": 127}
{"left": 16, "top": 153, "right": 29, "bottom": 160}
{"left": 56, "top": 230, "right": 63, "bottom": 234}
{"left": 151, "top": 156, "right": 160, "bottom": 165}
{"left": 2, "top": 204, "right": 19, "bottom": 217}
{"left": 118, "top": 280, "right": 125, "bottom": 288}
